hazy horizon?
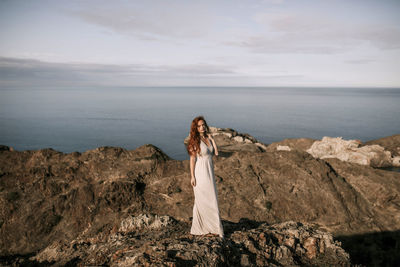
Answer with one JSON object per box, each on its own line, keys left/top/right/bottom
{"left": 2, "top": 85, "right": 400, "bottom": 90}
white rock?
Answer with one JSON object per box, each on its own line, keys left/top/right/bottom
{"left": 393, "top": 156, "right": 400, "bottom": 167}
{"left": 277, "top": 145, "right": 291, "bottom": 151}
{"left": 117, "top": 254, "right": 141, "bottom": 266}
{"left": 233, "top": 136, "right": 244, "bottom": 142}
{"left": 119, "top": 214, "right": 174, "bottom": 233}
{"left": 255, "top": 143, "right": 267, "bottom": 150}
{"left": 221, "top": 132, "right": 232, "bottom": 138}
{"left": 306, "top": 136, "right": 392, "bottom": 167}
{"left": 244, "top": 138, "right": 253, "bottom": 144}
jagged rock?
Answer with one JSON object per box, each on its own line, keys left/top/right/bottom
{"left": 119, "top": 213, "right": 177, "bottom": 233}
{"left": 364, "top": 134, "right": 400, "bottom": 157}
{"left": 1, "top": 130, "right": 400, "bottom": 266}
{"left": 31, "top": 214, "right": 350, "bottom": 266}
{"left": 0, "top": 144, "right": 169, "bottom": 255}
{"left": 268, "top": 135, "right": 400, "bottom": 167}
{"left": 184, "top": 126, "right": 268, "bottom": 154}
{"left": 365, "top": 134, "right": 400, "bottom": 167}
{"left": 229, "top": 221, "right": 350, "bottom": 266}
{"left": 306, "top": 136, "right": 393, "bottom": 167}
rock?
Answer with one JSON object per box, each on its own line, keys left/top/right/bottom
{"left": 0, "top": 145, "right": 12, "bottom": 151}
{"left": 119, "top": 214, "right": 177, "bottom": 233}
{"left": 184, "top": 126, "right": 268, "bottom": 154}
{"left": 303, "top": 237, "right": 318, "bottom": 259}
{"left": 364, "top": 134, "right": 400, "bottom": 157}
{"left": 364, "top": 134, "right": 400, "bottom": 167}
{"left": 277, "top": 145, "right": 291, "bottom": 151}
{"left": 267, "top": 135, "right": 400, "bottom": 167}
{"left": 240, "top": 254, "right": 250, "bottom": 266}
{"left": 31, "top": 214, "right": 350, "bottom": 267}
{"left": 393, "top": 156, "right": 400, "bottom": 166}
{"left": 306, "top": 136, "right": 393, "bottom": 167}
{"left": 266, "top": 137, "right": 316, "bottom": 153}
{"left": 229, "top": 220, "right": 350, "bottom": 266}
{"left": 1, "top": 129, "right": 400, "bottom": 266}
{"left": 233, "top": 135, "right": 244, "bottom": 143}
{"left": 0, "top": 144, "right": 169, "bottom": 255}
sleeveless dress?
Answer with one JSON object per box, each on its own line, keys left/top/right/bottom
{"left": 190, "top": 139, "right": 224, "bottom": 238}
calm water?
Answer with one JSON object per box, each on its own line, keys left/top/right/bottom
{"left": 1, "top": 87, "right": 399, "bottom": 160}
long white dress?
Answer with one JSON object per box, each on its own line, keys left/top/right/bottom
{"left": 190, "top": 139, "right": 224, "bottom": 238}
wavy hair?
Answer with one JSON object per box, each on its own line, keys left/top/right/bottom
{"left": 186, "top": 115, "right": 210, "bottom": 156}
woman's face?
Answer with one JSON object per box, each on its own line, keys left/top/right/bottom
{"left": 197, "top": 120, "right": 206, "bottom": 134}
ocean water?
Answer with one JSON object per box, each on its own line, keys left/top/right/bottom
{"left": 1, "top": 87, "right": 399, "bottom": 160}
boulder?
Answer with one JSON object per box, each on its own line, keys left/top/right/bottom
{"left": 306, "top": 136, "right": 394, "bottom": 167}
{"left": 267, "top": 135, "right": 400, "bottom": 167}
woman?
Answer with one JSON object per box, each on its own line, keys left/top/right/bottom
{"left": 186, "top": 116, "right": 224, "bottom": 239}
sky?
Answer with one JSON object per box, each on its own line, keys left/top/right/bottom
{"left": 0, "top": 0, "right": 399, "bottom": 88}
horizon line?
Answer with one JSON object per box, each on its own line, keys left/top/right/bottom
{"left": 1, "top": 85, "right": 400, "bottom": 89}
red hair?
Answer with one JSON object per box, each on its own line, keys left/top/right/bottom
{"left": 186, "top": 116, "right": 210, "bottom": 156}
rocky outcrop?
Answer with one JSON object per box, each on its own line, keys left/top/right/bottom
{"left": 29, "top": 213, "right": 350, "bottom": 267}
{"left": 306, "top": 136, "right": 396, "bottom": 167}
{"left": 365, "top": 134, "right": 400, "bottom": 156}
{"left": 184, "top": 126, "right": 268, "bottom": 155}
{"left": 266, "top": 137, "right": 316, "bottom": 153}
{"left": 267, "top": 135, "right": 400, "bottom": 167}
{"left": 364, "top": 134, "right": 400, "bottom": 166}
{"left": 0, "top": 144, "right": 169, "bottom": 255}
{"left": 1, "top": 130, "right": 400, "bottom": 266}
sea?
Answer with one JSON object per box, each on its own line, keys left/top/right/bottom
{"left": 1, "top": 86, "right": 399, "bottom": 161}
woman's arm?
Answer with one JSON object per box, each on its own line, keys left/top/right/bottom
{"left": 209, "top": 135, "right": 219, "bottom": 156}
{"left": 190, "top": 154, "right": 196, "bottom": 187}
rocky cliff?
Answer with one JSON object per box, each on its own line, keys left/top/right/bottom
{"left": 1, "top": 129, "right": 399, "bottom": 266}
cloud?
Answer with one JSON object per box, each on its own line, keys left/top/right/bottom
{"left": 0, "top": 57, "right": 240, "bottom": 87}
{"left": 228, "top": 12, "right": 400, "bottom": 54}
{"left": 345, "top": 59, "right": 376, "bottom": 64}
{"left": 262, "top": 0, "right": 284, "bottom": 4}
{"left": 355, "top": 26, "right": 400, "bottom": 50}
{"left": 226, "top": 35, "right": 351, "bottom": 54}
{"left": 0, "top": 57, "right": 306, "bottom": 87}
{"left": 65, "top": 2, "right": 216, "bottom": 40}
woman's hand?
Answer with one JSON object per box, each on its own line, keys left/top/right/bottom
{"left": 191, "top": 176, "right": 196, "bottom": 187}
{"left": 209, "top": 135, "right": 219, "bottom": 156}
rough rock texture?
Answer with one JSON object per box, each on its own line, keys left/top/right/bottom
{"left": 266, "top": 135, "right": 400, "bottom": 167}
{"left": 266, "top": 138, "right": 316, "bottom": 153}
{"left": 184, "top": 126, "right": 268, "bottom": 156}
{"left": 0, "top": 144, "right": 168, "bottom": 255}
{"left": 365, "top": 134, "right": 400, "bottom": 167}
{"left": 307, "top": 136, "right": 396, "bottom": 167}
{"left": 365, "top": 134, "right": 400, "bottom": 157}
{"left": 1, "top": 130, "right": 400, "bottom": 265}
{"left": 29, "top": 213, "right": 350, "bottom": 267}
